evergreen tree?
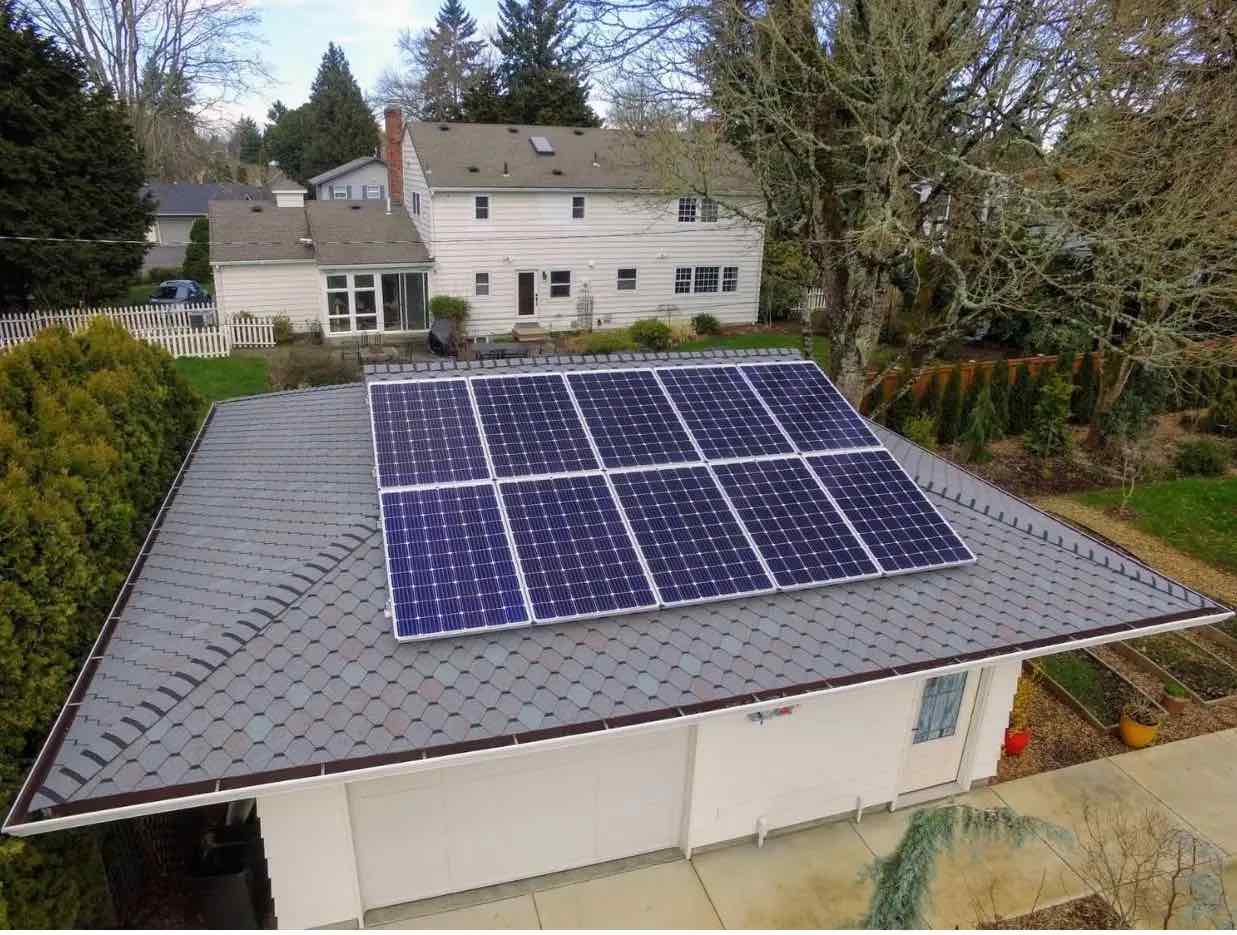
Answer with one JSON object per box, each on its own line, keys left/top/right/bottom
{"left": 886, "top": 369, "right": 917, "bottom": 434}
{"left": 461, "top": 66, "right": 508, "bottom": 122}
{"left": 1026, "top": 373, "right": 1074, "bottom": 458}
{"left": 961, "top": 368, "right": 987, "bottom": 428}
{"left": 960, "top": 385, "right": 1000, "bottom": 463}
{"left": 1074, "top": 353, "right": 1099, "bottom": 424}
{"left": 263, "top": 100, "right": 311, "bottom": 184}
{"left": 419, "top": 0, "right": 488, "bottom": 120}
{"left": 989, "top": 358, "right": 1011, "bottom": 435}
{"left": 1008, "top": 362, "right": 1034, "bottom": 435}
{"left": 917, "top": 372, "right": 942, "bottom": 421}
{"left": 864, "top": 379, "right": 887, "bottom": 422}
{"left": 231, "top": 116, "right": 262, "bottom": 164}
{"left": 302, "top": 44, "right": 379, "bottom": 181}
{"left": 936, "top": 365, "right": 964, "bottom": 445}
{"left": 181, "top": 218, "right": 211, "bottom": 283}
{"left": 495, "top": 0, "right": 600, "bottom": 125}
{"left": 0, "top": 1, "right": 151, "bottom": 308}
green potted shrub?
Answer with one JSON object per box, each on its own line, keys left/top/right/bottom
{"left": 1119, "top": 701, "right": 1163, "bottom": 748}
{"left": 1161, "top": 679, "right": 1188, "bottom": 715}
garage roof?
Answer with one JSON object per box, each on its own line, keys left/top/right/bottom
{"left": 6, "top": 349, "right": 1228, "bottom": 830}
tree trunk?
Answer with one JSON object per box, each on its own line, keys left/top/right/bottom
{"left": 1086, "top": 354, "right": 1135, "bottom": 447}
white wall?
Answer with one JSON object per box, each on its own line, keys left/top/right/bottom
{"left": 213, "top": 261, "right": 321, "bottom": 330}
{"left": 316, "top": 163, "right": 389, "bottom": 202}
{"left": 155, "top": 216, "right": 197, "bottom": 247}
{"left": 423, "top": 189, "right": 765, "bottom": 335}
{"left": 402, "top": 142, "right": 433, "bottom": 244}
{"left": 258, "top": 784, "right": 361, "bottom": 930}
{"left": 966, "top": 660, "right": 1021, "bottom": 782}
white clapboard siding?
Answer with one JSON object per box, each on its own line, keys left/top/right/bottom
{"left": 213, "top": 261, "right": 321, "bottom": 331}
{"left": 403, "top": 143, "right": 434, "bottom": 244}
{"left": 426, "top": 190, "right": 765, "bottom": 335}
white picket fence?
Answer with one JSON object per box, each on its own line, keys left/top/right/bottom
{"left": 0, "top": 304, "right": 276, "bottom": 358}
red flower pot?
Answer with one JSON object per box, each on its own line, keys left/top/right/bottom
{"left": 1004, "top": 727, "right": 1031, "bottom": 756}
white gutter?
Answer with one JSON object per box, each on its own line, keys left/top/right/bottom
{"left": 4, "top": 607, "right": 1228, "bottom": 838}
{"left": 212, "top": 259, "right": 317, "bottom": 267}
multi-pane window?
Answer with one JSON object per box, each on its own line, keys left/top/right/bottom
{"left": 328, "top": 271, "right": 429, "bottom": 334}
{"left": 616, "top": 268, "right": 638, "bottom": 291}
{"left": 475, "top": 272, "right": 490, "bottom": 296}
{"left": 701, "top": 198, "right": 719, "bottom": 222}
{"left": 572, "top": 195, "right": 586, "bottom": 219}
{"left": 363, "top": 184, "right": 382, "bottom": 200}
{"left": 674, "top": 267, "right": 693, "bottom": 294}
{"left": 677, "top": 197, "right": 697, "bottom": 222}
{"left": 411, "top": 192, "right": 421, "bottom": 215}
{"left": 722, "top": 266, "right": 739, "bottom": 292}
{"left": 353, "top": 274, "right": 378, "bottom": 331}
{"left": 326, "top": 274, "right": 350, "bottom": 333}
{"left": 549, "top": 269, "right": 571, "bottom": 298}
{"left": 912, "top": 673, "right": 968, "bottom": 743}
{"left": 693, "top": 266, "right": 720, "bottom": 293}
{"left": 474, "top": 194, "right": 490, "bottom": 220}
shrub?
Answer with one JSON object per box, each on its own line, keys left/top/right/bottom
{"left": 903, "top": 413, "right": 937, "bottom": 449}
{"left": 936, "top": 365, "right": 964, "bottom": 445}
{"left": 272, "top": 314, "right": 293, "bottom": 344}
{"left": 1025, "top": 372, "right": 1074, "bottom": 458}
{"left": 1163, "top": 679, "right": 1188, "bottom": 699}
{"left": 1007, "top": 362, "right": 1035, "bottom": 435}
{"left": 884, "top": 370, "right": 916, "bottom": 434}
{"left": 917, "top": 372, "right": 941, "bottom": 420}
{"left": 1174, "top": 439, "right": 1229, "bottom": 476}
{"left": 989, "top": 358, "right": 1011, "bottom": 435}
{"left": 1204, "top": 379, "right": 1237, "bottom": 436}
{"left": 268, "top": 353, "right": 358, "bottom": 390}
{"left": 181, "top": 217, "right": 211, "bottom": 283}
{"left": 582, "top": 329, "right": 636, "bottom": 354}
{"left": 864, "top": 379, "right": 886, "bottom": 421}
{"left": 960, "top": 384, "right": 1000, "bottom": 463}
{"left": 691, "top": 313, "right": 721, "bottom": 335}
{"left": 144, "top": 265, "right": 181, "bottom": 284}
{"left": 961, "top": 368, "right": 987, "bottom": 426}
{"left": 630, "top": 318, "right": 673, "bottom": 351}
{"left": 1074, "top": 352, "right": 1099, "bottom": 424}
{"left": 668, "top": 322, "right": 696, "bottom": 346}
{"left": 428, "top": 295, "right": 470, "bottom": 324}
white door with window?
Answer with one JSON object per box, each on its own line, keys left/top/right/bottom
{"left": 900, "top": 671, "right": 979, "bottom": 793}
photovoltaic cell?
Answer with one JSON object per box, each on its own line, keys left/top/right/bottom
{"left": 369, "top": 380, "right": 489, "bottom": 487}
{"left": 566, "top": 370, "right": 700, "bottom": 468}
{"left": 610, "top": 466, "right": 772, "bottom": 604}
{"left": 656, "top": 366, "right": 793, "bottom": 460}
{"left": 500, "top": 474, "right": 656, "bottom": 621}
{"left": 381, "top": 485, "right": 529, "bottom": 639}
{"left": 808, "top": 450, "right": 974, "bottom": 573}
{"left": 713, "top": 457, "right": 879, "bottom": 587}
{"left": 741, "top": 362, "right": 880, "bottom": 452}
{"left": 472, "top": 374, "right": 599, "bottom": 478}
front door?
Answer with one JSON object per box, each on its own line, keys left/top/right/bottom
{"left": 516, "top": 270, "right": 536, "bottom": 317}
{"left": 900, "top": 671, "right": 979, "bottom": 793}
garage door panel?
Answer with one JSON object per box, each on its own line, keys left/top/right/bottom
{"left": 351, "top": 773, "right": 450, "bottom": 908}
{"left": 597, "top": 730, "right": 687, "bottom": 857}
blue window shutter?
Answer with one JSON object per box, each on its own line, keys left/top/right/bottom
{"left": 346, "top": 184, "right": 353, "bottom": 199}
{"left": 380, "top": 185, "right": 386, "bottom": 200}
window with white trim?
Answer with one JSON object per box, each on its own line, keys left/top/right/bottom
{"left": 701, "top": 198, "right": 719, "bottom": 222}
{"left": 722, "top": 266, "right": 739, "bottom": 292}
{"left": 572, "top": 195, "right": 585, "bottom": 219}
{"left": 549, "top": 269, "right": 571, "bottom": 298}
{"left": 913, "top": 673, "right": 968, "bottom": 743}
{"left": 616, "top": 267, "right": 637, "bottom": 291}
{"left": 353, "top": 274, "right": 378, "bottom": 331}
{"left": 326, "top": 274, "right": 350, "bottom": 332}
{"left": 363, "top": 184, "right": 382, "bottom": 200}
{"left": 677, "top": 197, "right": 697, "bottom": 222}
{"left": 411, "top": 192, "right": 421, "bottom": 215}
{"left": 331, "top": 184, "right": 349, "bottom": 200}
{"left": 474, "top": 194, "right": 490, "bottom": 219}
{"left": 674, "top": 267, "right": 692, "bottom": 294}
{"left": 327, "top": 271, "right": 428, "bottom": 334}
{"left": 475, "top": 272, "right": 490, "bottom": 296}
{"left": 694, "top": 266, "right": 720, "bottom": 293}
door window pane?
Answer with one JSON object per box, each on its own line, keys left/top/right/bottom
{"left": 406, "top": 273, "right": 427, "bottom": 329}
{"left": 381, "top": 273, "right": 402, "bottom": 331}
{"left": 327, "top": 288, "right": 350, "bottom": 332}
{"left": 354, "top": 284, "right": 377, "bottom": 331}
{"left": 912, "top": 673, "right": 968, "bottom": 743}
{"left": 326, "top": 275, "right": 347, "bottom": 290}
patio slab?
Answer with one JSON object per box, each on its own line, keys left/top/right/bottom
{"left": 532, "top": 860, "right": 720, "bottom": 930}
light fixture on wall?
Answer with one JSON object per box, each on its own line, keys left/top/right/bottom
{"left": 657, "top": 250, "right": 667, "bottom": 259}
{"left": 503, "top": 255, "right": 511, "bottom": 263}
{"left": 587, "top": 259, "right": 595, "bottom": 268}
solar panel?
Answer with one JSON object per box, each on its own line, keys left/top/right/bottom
{"left": 656, "top": 366, "right": 794, "bottom": 460}
{"left": 567, "top": 370, "right": 700, "bottom": 468}
{"left": 369, "top": 380, "right": 489, "bottom": 487}
{"left": 500, "top": 474, "right": 656, "bottom": 622}
{"left": 808, "top": 450, "right": 975, "bottom": 573}
{"left": 713, "top": 457, "right": 880, "bottom": 588}
{"left": 610, "top": 466, "right": 773, "bottom": 604}
{"left": 472, "top": 374, "right": 599, "bottom": 478}
{"left": 741, "top": 362, "right": 881, "bottom": 452}
{"left": 381, "top": 485, "right": 529, "bottom": 640}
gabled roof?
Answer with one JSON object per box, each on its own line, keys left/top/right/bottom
{"left": 308, "top": 156, "right": 386, "bottom": 186}
{"left": 142, "top": 182, "right": 270, "bottom": 217}
{"left": 407, "top": 121, "right": 761, "bottom": 194}
{"left": 5, "top": 349, "right": 1228, "bottom": 832}
{"left": 208, "top": 200, "right": 313, "bottom": 263}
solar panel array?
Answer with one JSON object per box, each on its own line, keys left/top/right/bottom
{"left": 369, "top": 360, "right": 974, "bottom": 641}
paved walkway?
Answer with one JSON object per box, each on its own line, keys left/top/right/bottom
{"left": 367, "top": 728, "right": 1237, "bottom": 929}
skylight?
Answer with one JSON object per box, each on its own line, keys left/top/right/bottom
{"left": 530, "top": 135, "right": 555, "bottom": 155}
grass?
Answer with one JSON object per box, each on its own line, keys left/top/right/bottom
{"left": 1075, "top": 476, "right": 1237, "bottom": 574}
{"left": 174, "top": 356, "right": 269, "bottom": 403}
{"left": 127, "top": 283, "right": 157, "bottom": 304}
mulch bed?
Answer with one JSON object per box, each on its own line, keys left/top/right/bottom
{"left": 964, "top": 434, "right": 1109, "bottom": 497}
{"left": 1034, "top": 650, "right": 1146, "bottom": 728}
{"left": 1128, "top": 632, "right": 1237, "bottom": 701}
{"left": 982, "top": 894, "right": 1125, "bottom": 929}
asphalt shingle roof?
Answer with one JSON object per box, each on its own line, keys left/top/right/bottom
{"left": 142, "top": 182, "right": 269, "bottom": 217}
{"left": 12, "top": 349, "right": 1226, "bottom": 822}
{"left": 308, "top": 156, "right": 385, "bottom": 186}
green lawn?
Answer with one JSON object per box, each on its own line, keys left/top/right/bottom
{"left": 174, "top": 356, "right": 270, "bottom": 403}
{"left": 1075, "top": 476, "right": 1237, "bottom": 574}
{"left": 127, "top": 283, "right": 156, "bottom": 305}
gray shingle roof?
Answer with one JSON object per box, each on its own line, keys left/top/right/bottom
{"left": 142, "top": 182, "right": 270, "bottom": 217}
{"left": 11, "top": 349, "right": 1227, "bottom": 823}
{"left": 209, "top": 200, "right": 314, "bottom": 263}
{"left": 308, "top": 156, "right": 385, "bottom": 186}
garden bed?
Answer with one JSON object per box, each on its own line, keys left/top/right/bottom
{"left": 1032, "top": 650, "right": 1152, "bottom": 729}
{"left": 1215, "top": 617, "right": 1237, "bottom": 642}
{"left": 1185, "top": 626, "right": 1237, "bottom": 673}
{"left": 981, "top": 894, "right": 1123, "bottom": 930}
{"left": 1121, "top": 632, "right": 1237, "bottom": 703}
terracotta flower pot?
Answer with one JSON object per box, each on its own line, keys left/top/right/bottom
{"left": 1119, "top": 713, "right": 1160, "bottom": 748}
{"left": 1003, "top": 727, "right": 1031, "bottom": 756}
{"left": 1161, "top": 693, "right": 1188, "bottom": 715}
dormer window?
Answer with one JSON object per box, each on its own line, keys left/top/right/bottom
{"left": 677, "top": 197, "right": 697, "bottom": 222}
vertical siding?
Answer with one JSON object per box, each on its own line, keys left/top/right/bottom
{"left": 214, "top": 262, "right": 322, "bottom": 330}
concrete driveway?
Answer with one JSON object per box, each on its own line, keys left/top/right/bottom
{"left": 367, "top": 727, "right": 1237, "bottom": 929}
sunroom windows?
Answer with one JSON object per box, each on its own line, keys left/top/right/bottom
{"left": 325, "top": 271, "right": 428, "bottom": 334}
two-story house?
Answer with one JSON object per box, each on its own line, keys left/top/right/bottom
{"left": 307, "top": 155, "right": 390, "bottom": 202}
{"left": 210, "top": 107, "right": 765, "bottom": 339}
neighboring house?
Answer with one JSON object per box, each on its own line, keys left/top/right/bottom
{"left": 308, "top": 156, "right": 389, "bottom": 202}
{"left": 141, "top": 182, "right": 269, "bottom": 272}
{"left": 209, "top": 108, "right": 766, "bottom": 337}
{"left": 3, "top": 348, "right": 1229, "bottom": 931}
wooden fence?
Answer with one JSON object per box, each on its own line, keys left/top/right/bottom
{"left": 0, "top": 304, "right": 276, "bottom": 358}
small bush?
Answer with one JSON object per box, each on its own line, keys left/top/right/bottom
{"left": 630, "top": 318, "right": 673, "bottom": 351}
{"left": 1204, "top": 379, "right": 1237, "bottom": 436}
{"left": 668, "top": 323, "right": 696, "bottom": 345}
{"left": 1173, "top": 439, "right": 1229, "bottom": 476}
{"left": 691, "top": 313, "right": 721, "bottom": 335}
{"left": 429, "top": 295, "right": 470, "bottom": 323}
{"left": 582, "top": 329, "right": 636, "bottom": 354}
{"left": 885, "top": 371, "right": 916, "bottom": 434}
{"left": 272, "top": 315, "right": 293, "bottom": 344}
{"left": 936, "top": 365, "right": 964, "bottom": 445}
{"left": 1025, "top": 372, "right": 1074, "bottom": 458}
{"left": 1008, "top": 362, "right": 1035, "bottom": 435}
{"left": 268, "top": 354, "right": 358, "bottom": 390}
{"left": 181, "top": 217, "right": 211, "bottom": 283}
{"left": 903, "top": 413, "right": 937, "bottom": 449}
{"left": 1163, "top": 679, "right": 1188, "bottom": 699}
{"left": 989, "top": 358, "right": 1011, "bottom": 434}
{"left": 960, "top": 384, "right": 1000, "bottom": 463}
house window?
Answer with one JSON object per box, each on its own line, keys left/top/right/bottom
{"left": 363, "top": 184, "right": 382, "bottom": 200}
{"left": 616, "top": 268, "right": 637, "bottom": 291}
{"left": 326, "top": 271, "right": 428, "bottom": 334}
{"left": 677, "top": 197, "right": 697, "bottom": 223}
{"left": 475, "top": 272, "right": 490, "bottom": 296}
{"left": 353, "top": 274, "right": 378, "bottom": 331}
{"left": 331, "top": 184, "right": 349, "bottom": 200}
{"left": 674, "top": 267, "right": 692, "bottom": 294}
{"left": 701, "top": 198, "right": 719, "bottom": 222}
{"left": 913, "top": 673, "right": 968, "bottom": 743}
{"left": 549, "top": 270, "right": 571, "bottom": 298}
{"left": 694, "top": 266, "right": 720, "bottom": 293}
{"left": 326, "top": 274, "right": 350, "bottom": 333}
{"left": 572, "top": 195, "right": 585, "bottom": 219}
{"left": 411, "top": 192, "right": 421, "bottom": 215}
{"left": 722, "top": 266, "right": 739, "bottom": 292}
{"left": 475, "top": 195, "right": 489, "bottom": 220}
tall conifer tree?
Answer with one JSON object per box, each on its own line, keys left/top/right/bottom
{"left": 303, "top": 44, "right": 379, "bottom": 180}
{"left": 494, "top": 0, "right": 599, "bottom": 125}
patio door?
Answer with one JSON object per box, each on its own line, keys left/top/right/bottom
{"left": 380, "top": 272, "right": 428, "bottom": 332}
{"left": 516, "top": 270, "right": 536, "bottom": 316}
{"left": 900, "top": 671, "right": 978, "bottom": 793}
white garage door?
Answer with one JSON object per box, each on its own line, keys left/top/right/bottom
{"left": 348, "top": 727, "right": 691, "bottom": 910}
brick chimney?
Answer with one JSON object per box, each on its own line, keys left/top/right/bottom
{"left": 384, "top": 105, "right": 404, "bottom": 207}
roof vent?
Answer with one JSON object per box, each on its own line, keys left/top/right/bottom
{"left": 350, "top": 204, "right": 362, "bottom": 210}
{"left": 502, "top": 161, "right": 510, "bottom": 176}
{"left": 592, "top": 151, "right": 599, "bottom": 167}
{"left": 530, "top": 135, "right": 555, "bottom": 155}
{"left": 467, "top": 165, "right": 479, "bottom": 173}
{"left": 634, "top": 130, "right": 646, "bottom": 138}
{"left": 573, "top": 128, "right": 584, "bottom": 136}
{"left": 438, "top": 124, "right": 449, "bottom": 131}
{"left": 507, "top": 126, "right": 519, "bottom": 133}
{"left": 551, "top": 168, "right": 563, "bottom": 175}
{"left": 250, "top": 204, "right": 263, "bottom": 212}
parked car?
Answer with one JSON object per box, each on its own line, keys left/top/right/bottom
{"left": 150, "top": 279, "right": 215, "bottom": 325}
